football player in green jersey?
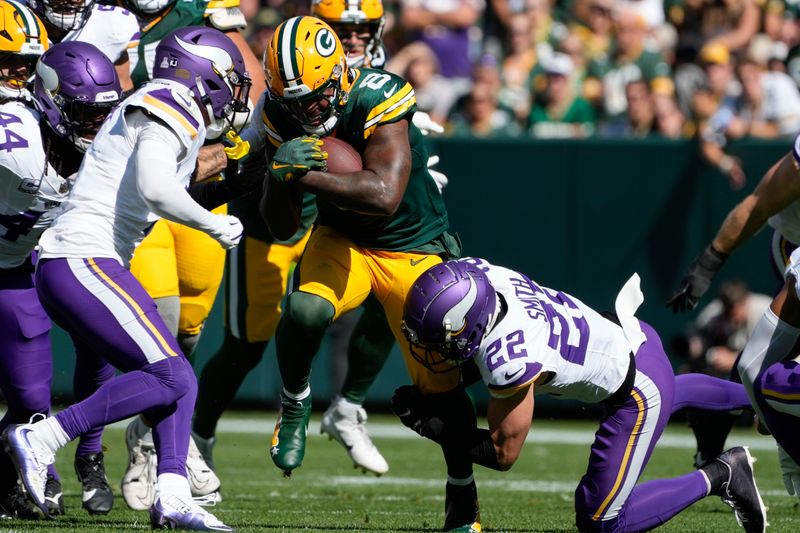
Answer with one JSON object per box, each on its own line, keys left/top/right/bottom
{"left": 193, "top": 0, "right": 401, "bottom": 479}
{"left": 254, "top": 16, "right": 479, "bottom": 532}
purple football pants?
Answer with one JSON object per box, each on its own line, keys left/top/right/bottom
{"left": 575, "top": 322, "right": 710, "bottom": 532}
{"left": 36, "top": 257, "right": 196, "bottom": 476}
{"left": 0, "top": 266, "right": 57, "bottom": 489}
{"left": 671, "top": 373, "right": 751, "bottom": 413}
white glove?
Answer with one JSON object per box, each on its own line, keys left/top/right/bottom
{"left": 779, "top": 445, "right": 800, "bottom": 498}
{"left": 208, "top": 214, "right": 243, "bottom": 250}
{"left": 427, "top": 155, "right": 448, "bottom": 193}
{"left": 412, "top": 111, "right": 444, "bottom": 136}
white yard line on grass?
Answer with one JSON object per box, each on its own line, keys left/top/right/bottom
{"left": 101, "top": 416, "right": 779, "bottom": 451}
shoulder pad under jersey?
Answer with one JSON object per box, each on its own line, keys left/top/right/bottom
{"left": 127, "top": 84, "right": 205, "bottom": 145}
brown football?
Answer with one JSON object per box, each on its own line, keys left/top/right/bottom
{"left": 321, "top": 136, "right": 363, "bottom": 173}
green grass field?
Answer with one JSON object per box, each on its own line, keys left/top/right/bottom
{"left": 10, "top": 413, "right": 800, "bottom": 532}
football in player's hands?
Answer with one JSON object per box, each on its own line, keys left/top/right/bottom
{"left": 320, "top": 136, "right": 363, "bottom": 173}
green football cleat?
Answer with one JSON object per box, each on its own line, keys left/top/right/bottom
{"left": 270, "top": 393, "right": 312, "bottom": 476}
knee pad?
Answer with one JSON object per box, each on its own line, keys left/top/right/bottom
{"left": 284, "top": 291, "right": 335, "bottom": 332}
{"left": 146, "top": 356, "right": 197, "bottom": 401}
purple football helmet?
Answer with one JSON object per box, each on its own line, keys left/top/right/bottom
{"left": 153, "top": 26, "right": 251, "bottom": 135}
{"left": 34, "top": 41, "right": 122, "bottom": 152}
{"left": 28, "top": 0, "right": 96, "bottom": 31}
{"left": 402, "top": 259, "right": 498, "bottom": 373}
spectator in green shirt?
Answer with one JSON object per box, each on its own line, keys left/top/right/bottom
{"left": 529, "top": 52, "right": 597, "bottom": 137}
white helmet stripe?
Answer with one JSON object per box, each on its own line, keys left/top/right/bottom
{"left": 442, "top": 272, "right": 478, "bottom": 336}
{"left": 280, "top": 16, "right": 298, "bottom": 81}
{"left": 7, "top": 0, "right": 39, "bottom": 41}
{"left": 175, "top": 36, "right": 233, "bottom": 77}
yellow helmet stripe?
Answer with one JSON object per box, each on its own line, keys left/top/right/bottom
{"left": 277, "top": 16, "right": 301, "bottom": 85}
{"left": 6, "top": 0, "right": 39, "bottom": 42}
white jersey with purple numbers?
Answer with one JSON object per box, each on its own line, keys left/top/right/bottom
{"left": 62, "top": 4, "right": 139, "bottom": 63}
{"left": 768, "top": 133, "right": 800, "bottom": 244}
{"left": 0, "top": 101, "right": 71, "bottom": 269}
{"left": 39, "top": 80, "right": 206, "bottom": 267}
{"left": 470, "top": 258, "right": 632, "bottom": 403}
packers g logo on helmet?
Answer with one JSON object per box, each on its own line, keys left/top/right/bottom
{"left": 265, "top": 16, "right": 352, "bottom": 134}
{"left": 315, "top": 27, "right": 336, "bottom": 58}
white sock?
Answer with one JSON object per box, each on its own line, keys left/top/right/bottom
{"left": 283, "top": 386, "right": 310, "bottom": 401}
{"left": 157, "top": 472, "right": 192, "bottom": 500}
{"left": 699, "top": 469, "right": 712, "bottom": 495}
{"left": 34, "top": 417, "right": 70, "bottom": 453}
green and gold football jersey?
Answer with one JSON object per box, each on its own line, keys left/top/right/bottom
{"left": 260, "top": 67, "right": 450, "bottom": 252}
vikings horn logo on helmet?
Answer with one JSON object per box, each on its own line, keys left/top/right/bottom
{"left": 443, "top": 273, "right": 478, "bottom": 339}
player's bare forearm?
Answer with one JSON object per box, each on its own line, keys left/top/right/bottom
{"left": 194, "top": 144, "right": 228, "bottom": 182}
{"left": 299, "top": 121, "right": 410, "bottom": 215}
{"left": 712, "top": 155, "right": 800, "bottom": 253}
{"left": 487, "top": 385, "right": 534, "bottom": 471}
{"left": 261, "top": 175, "right": 301, "bottom": 240}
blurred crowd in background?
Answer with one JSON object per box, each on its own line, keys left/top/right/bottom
{"left": 239, "top": 0, "right": 800, "bottom": 187}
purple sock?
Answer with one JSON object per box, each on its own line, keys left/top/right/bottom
{"left": 671, "top": 373, "right": 751, "bottom": 413}
{"left": 616, "top": 471, "right": 709, "bottom": 531}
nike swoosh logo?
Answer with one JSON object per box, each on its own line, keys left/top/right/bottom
{"left": 504, "top": 367, "right": 525, "bottom": 381}
{"left": 384, "top": 85, "right": 397, "bottom": 98}
{"left": 82, "top": 489, "right": 97, "bottom": 502}
{"left": 410, "top": 257, "right": 429, "bottom": 267}
{"left": 272, "top": 163, "right": 290, "bottom": 170}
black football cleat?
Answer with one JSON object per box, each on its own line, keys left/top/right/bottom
{"left": 0, "top": 483, "right": 39, "bottom": 520}
{"left": 74, "top": 453, "right": 114, "bottom": 515}
{"left": 713, "top": 447, "right": 767, "bottom": 533}
{"left": 43, "top": 474, "right": 64, "bottom": 516}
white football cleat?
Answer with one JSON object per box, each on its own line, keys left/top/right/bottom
{"left": 121, "top": 419, "right": 157, "bottom": 511}
{"left": 1, "top": 424, "right": 55, "bottom": 517}
{"left": 150, "top": 493, "right": 233, "bottom": 531}
{"left": 187, "top": 436, "right": 221, "bottom": 506}
{"left": 320, "top": 396, "right": 388, "bottom": 476}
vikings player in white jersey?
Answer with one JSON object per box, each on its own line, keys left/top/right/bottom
{"left": 0, "top": 27, "right": 248, "bottom": 530}
{"left": 0, "top": 38, "right": 122, "bottom": 517}
{"left": 398, "top": 258, "right": 767, "bottom": 533}
{"left": 26, "top": 0, "right": 137, "bottom": 91}
{"left": 0, "top": 0, "right": 52, "bottom": 519}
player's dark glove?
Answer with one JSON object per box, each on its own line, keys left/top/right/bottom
{"left": 267, "top": 136, "right": 327, "bottom": 183}
{"left": 391, "top": 385, "right": 445, "bottom": 443}
{"left": 666, "top": 245, "right": 728, "bottom": 313}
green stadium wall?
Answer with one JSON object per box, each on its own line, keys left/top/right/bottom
{"left": 48, "top": 137, "right": 791, "bottom": 410}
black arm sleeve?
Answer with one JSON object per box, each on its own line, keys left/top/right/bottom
{"left": 188, "top": 154, "right": 265, "bottom": 210}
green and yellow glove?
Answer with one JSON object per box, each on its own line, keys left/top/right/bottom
{"left": 222, "top": 130, "right": 250, "bottom": 161}
{"left": 268, "top": 136, "right": 328, "bottom": 183}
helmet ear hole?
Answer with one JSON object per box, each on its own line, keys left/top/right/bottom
{"left": 403, "top": 260, "right": 498, "bottom": 369}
